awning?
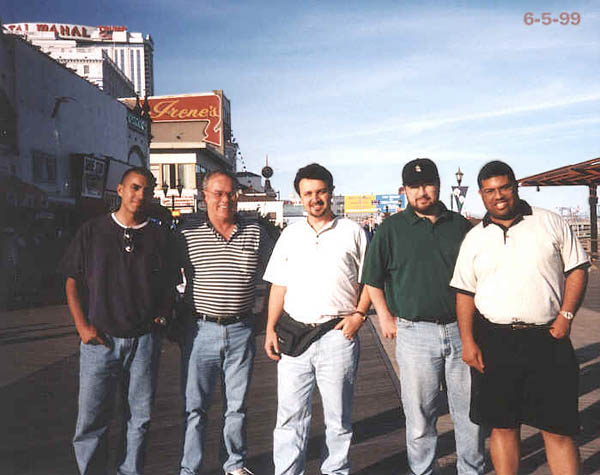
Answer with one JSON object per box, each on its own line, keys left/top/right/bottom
{"left": 518, "top": 157, "right": 600, "bottom": 187}
{"left": 518, "top": 157, "right": 600, "bottom": 257}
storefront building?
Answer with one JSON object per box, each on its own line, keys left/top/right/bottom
{"left": 0, "top": 28, "right": 150, "bottom": 307}
{"left": 122, "top": 91, "right": 236, "bottom": 214}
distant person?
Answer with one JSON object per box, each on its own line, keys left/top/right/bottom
{"left": 62, "top": 167, "right": 177, "bottom": 475}
{"left": 362, "top": 158, "right": 484, "bottom": 474}
{"left": 451, "top": 161, "right": 589, "bottom": 474}
{"left": 177, "top": 170, "right": 273, "bottom": 475}
{"left": 263, "top": 163, "right": 370, "bottom": 475}
{"left": 362, "top": 219, "right": 374, "bottom": 242}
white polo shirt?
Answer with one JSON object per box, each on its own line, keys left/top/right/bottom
{"left": 450, "top": 204, "right": 589, "bottom": 325}
{"left": 263, "top": 217, "right": 368, "bottom": 324}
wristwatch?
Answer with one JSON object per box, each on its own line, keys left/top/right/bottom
{"left": 155, "top": 316, "right": 168, "bottom": 326}
{"left": 559, "top": 310, "right": 574, "bottom": 321}
{"left": 354, "top": 310, "right": 368, "bottom": 321}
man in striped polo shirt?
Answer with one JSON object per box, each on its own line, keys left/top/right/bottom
{"left": 177, "top": 170, "right": 273, "bottom": 475}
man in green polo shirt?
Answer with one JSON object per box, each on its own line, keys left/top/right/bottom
{"left": 362, "top": 158, "right": 484, "bottom": 475}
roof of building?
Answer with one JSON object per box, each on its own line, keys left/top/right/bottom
{"left": 518, "top": 157, "right": 600, "bottom": 187}
{"left": 236, "top": 171, "right": 261, "bottom": 177}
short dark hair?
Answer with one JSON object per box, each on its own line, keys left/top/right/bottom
{"left": 202, "top": 169, "right": 239, "bottom": 190}
{"left": 477, "top": 161, "right": 516, "bottom": 189}
{"left": 120, "top": 166, "right": 156, "bottom": 187}
{"left": 293, "top": 163, "right": 334, "bottom": 195}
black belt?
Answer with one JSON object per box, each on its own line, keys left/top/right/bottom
{"left": 481, "top": 317, "right": 553, "bottom": 331}
{"left": 402, "top": 317, "right": 452, "bottom": 325}
{"left": 296, "top": 317, "right": 342, "bottom": 328}
{"left": 195, "top": 312, "right": 253, "bottom": 325}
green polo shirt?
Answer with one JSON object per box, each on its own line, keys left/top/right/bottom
{"left": 361, "top": 204, "right": 471, "bottom": 323}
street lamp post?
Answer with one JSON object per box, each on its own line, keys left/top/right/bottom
{"left": 162, "top": 180, "right": 184, "bottom": 210}
{"left": 455, "top": 167, "right": 464, "bottom": 187}
{"left": 451, "top": 167, "right": 467, "bottom": 213}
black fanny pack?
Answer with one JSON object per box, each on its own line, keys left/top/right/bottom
{"left": 276, "top": 312, "right": 341, "bottom": 357}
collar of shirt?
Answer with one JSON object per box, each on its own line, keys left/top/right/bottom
{"left": 203, "top": 214, "right": 243, "bottom": 242}
{"left": 482, "top": 200, "right": 532, "bottom": 230}
{"left": 404, "top": 201, "right": 451, "bottom": 226}
{"left": 301, "top": 215, "right": 339, "bottom": 235}
{"left": 111, "top": 212, "right": 149, "bottom": 230}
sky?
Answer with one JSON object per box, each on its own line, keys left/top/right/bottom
{"left": 2, "top": 0, "right": 599, "bottom": 217}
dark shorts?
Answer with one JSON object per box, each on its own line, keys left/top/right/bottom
{"left": 470, "top": 317, "right": 580, "bottom": 435}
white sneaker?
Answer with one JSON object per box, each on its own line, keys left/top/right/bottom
{"left": 226, "top": 468, "right": 254, "bottom": 475}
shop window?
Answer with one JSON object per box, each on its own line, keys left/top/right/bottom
{"left": 32, "top": 151, "right": 57, "bottom": 184}
{"left": 161, "top": 163, "right": 195, "bottom": 190}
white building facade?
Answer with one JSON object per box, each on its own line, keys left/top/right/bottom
{"left": 0, "top": 29, "right": 150, "bottom": 219}
{"left": 2, "top": 22, "right": 153, "bottom": 98}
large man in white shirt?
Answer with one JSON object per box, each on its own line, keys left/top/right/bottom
{"left": 263, "top": 163, "right": 370, "bottom": 475}
{"left": 450, "top": 161, "right": 589, "bottom": 475}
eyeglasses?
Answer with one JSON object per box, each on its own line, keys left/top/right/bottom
{"left": 204, "top": 190, "right": 238, "bottom": 200}
{"left": 123, "top": 229, "right": 135, "bottom": 253}
{"left": 481, "top": 184, "right": 515, "bottom": 197}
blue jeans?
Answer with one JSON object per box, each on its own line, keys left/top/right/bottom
{"left": 395, "top": 319, "right": 484, "bottom": 475}
{"left": 180, "top": 317, "right": 256, "bottom": 474}
{"left": 273, "top": 329, "right": 359, "bottom": 475}
{"left": 73, "top": 332, "right": 162, "bottom": 475}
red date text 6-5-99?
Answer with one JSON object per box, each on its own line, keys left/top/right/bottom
{"left": 524, "top": 12, "right": 580, "bottom": 25}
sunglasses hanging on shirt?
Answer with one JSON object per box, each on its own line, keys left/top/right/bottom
{"left": 123, "top": 228, "right": 135, "bottom": 253}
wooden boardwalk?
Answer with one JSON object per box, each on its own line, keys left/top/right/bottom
{"left": 0, "top": 309, "right": 405, "bottom": 474}
{"left": 370, "top": 264, "right": 600, "bottom": 474}
{"left": 1, "top": 267, "right": 599, "bottom": 474}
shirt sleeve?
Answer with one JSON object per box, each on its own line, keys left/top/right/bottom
{"left": 59, "top": 224, "right": 87, "bottom": 281}
{"left": 257, "top": 225, "right": 276, "bottom": 280}
{"left": 558, "top": 215, "right": 590, "bottom": 272}
{"left": 165, "top": 228, "right": 183, "bottom": 287}
{"left": 262, "top": 229, "right": 289, "bottom": 286}
{"left": 357, "top": 226, "right": 368, "bottom": 280}
{"left": 449, "top": 231, "right": 478, "bottom": 293}
{"left": 360, "top": 223, "right": 390, "bottom": 289}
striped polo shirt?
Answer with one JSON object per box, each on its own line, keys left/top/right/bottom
{"left": 177, "top": 214, "right": 272, "bottom": 317}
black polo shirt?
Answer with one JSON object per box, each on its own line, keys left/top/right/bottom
{"left": 61, "top": 214, "right": 178, "bottom": 337}
{"left": 361, "top": 204, "right": 471, "bottom": 323}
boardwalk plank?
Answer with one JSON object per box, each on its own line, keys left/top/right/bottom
{"left": 1, "top": 264, "right": 600, "bottom": 474}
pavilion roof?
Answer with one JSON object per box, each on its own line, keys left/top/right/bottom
{"left": 518, "top": 157, "right": 600, "bottom": 187}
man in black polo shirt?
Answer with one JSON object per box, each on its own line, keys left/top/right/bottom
{"left": 62, "top": 167, "right": 176, "bottom": 475}
{"left": 362, "top": 158, "right": 484, "bottom": 475}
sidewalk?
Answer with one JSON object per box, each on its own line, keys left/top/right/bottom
{"left": 369, "top": 264, "right": 600, "bottom": 474}
{"left": 0, "top": 310, "right": 406, "bottom": 474}
{"left": 1, "top": 268, "right": 599, "bottom": 474}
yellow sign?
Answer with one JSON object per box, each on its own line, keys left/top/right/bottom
{"left": 344, "top": 195, "right": 376, "bottom": 213}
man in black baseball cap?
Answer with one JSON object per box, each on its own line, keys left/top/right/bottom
{"left": 402, "top": 157, "right": 439, "bottom": 185}
{"left": 362, "top": 158, "right": 484, "bottom": 474}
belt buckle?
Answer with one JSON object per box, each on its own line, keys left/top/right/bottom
{"left": 215, "top": 316, "right": 224, "bottom": 324}
{"left": 511, "top": 322, "right": 528, "bottom": 330}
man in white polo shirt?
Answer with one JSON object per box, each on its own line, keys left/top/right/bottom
{"left": 263, "top": 163, "right": 370, "bottom": 475}
{"left": 450, "top": 161, "right": 589, "bottom": 475}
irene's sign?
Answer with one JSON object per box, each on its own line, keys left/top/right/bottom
{"left": 143, "top": 94, "right": 223, "bottom": 147}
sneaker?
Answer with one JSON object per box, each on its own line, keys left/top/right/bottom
{"left": 226, "top": 468, "right": 254, "bottom": 475}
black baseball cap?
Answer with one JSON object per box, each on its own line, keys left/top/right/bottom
{"left": 402, "top": 158, "right": 440, "bottom": 185}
